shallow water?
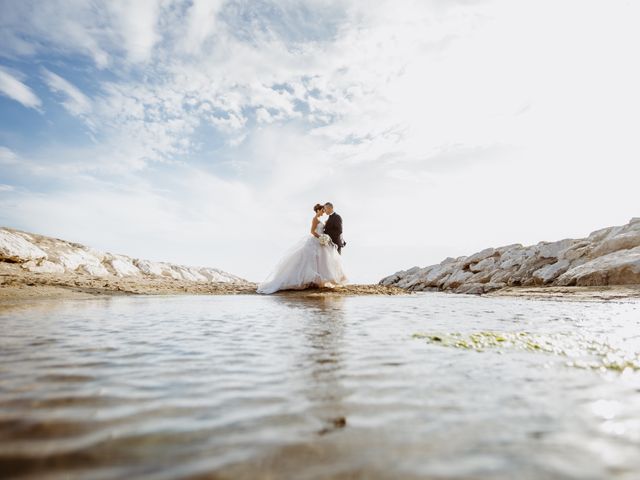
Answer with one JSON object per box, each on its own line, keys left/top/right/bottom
{"left": 1, "top": 293, "right": 640, "bottom": 479}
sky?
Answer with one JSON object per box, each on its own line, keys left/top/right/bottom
{"left": 0, "top": 0, "right": 639, "bottom": 283}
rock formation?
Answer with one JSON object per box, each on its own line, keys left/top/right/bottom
{"left": 0, "top": 227, "right": 246, "bottom": 284}
{"left": 380, "top": 218, "right": 640, "bottom": 294}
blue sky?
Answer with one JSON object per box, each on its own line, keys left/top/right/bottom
{"left": 1, "top": 0, "right": 639, "bottom": 282}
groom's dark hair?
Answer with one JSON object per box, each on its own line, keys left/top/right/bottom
{"left": 324, "top": 202, "right": 333, "bottom": 208}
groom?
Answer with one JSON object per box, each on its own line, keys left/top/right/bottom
{"left": 323, "top": 202, "right": 346, "bottom": 254}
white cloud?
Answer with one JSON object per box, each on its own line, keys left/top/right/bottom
{"left": 41, "top": 68, "right": 91, "bottom": 117}
{"left": 0, "top": 1, "right": 111, "bottom": 68}
{"left": 180, "top": 0, "right": 225, "bottom": 55}
{"left": 2, "top": 0, "right": 640, "bottom": 282}
{"left": 0, "top": 146, "right": 19, "bottom": 164}
{"left": 106, "top": 0, "right": 161, "bottom": 63}
{"left": 0, "top": 67, "right": 41, "bottom": 109}
{"left": 0, "top": 0, "right": 165, "bottom": 68}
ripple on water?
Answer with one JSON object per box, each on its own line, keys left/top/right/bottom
{"left": 0, "top": 294, "right": 639, "bottom": 479}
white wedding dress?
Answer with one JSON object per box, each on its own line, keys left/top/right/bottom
{"left": 257, "top": 220, "right": 348, "bottom": 294}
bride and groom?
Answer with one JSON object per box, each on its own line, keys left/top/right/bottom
{"left": 257, "top": 202, "right": 348, "bottom": 294}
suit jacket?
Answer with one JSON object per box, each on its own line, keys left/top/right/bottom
{"left": 324, "top": 212, "right": 346, "bottom": 254}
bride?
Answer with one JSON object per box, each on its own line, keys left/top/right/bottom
{"left": 257, "top": 203, "right": 348, "bottom": 294}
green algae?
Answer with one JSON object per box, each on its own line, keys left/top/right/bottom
{"left": 412, "top": 331, "right": 640, "bottom": 373}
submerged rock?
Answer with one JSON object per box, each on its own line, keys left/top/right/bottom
{"left": 412, "top": 330, "right": 640, "bottom": 372}
{"left": 380, "top": 218, "right": 640, "bottom": 294}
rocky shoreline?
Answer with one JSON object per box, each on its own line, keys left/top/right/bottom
{"left": 380, "top": 218, "right": 640, "bottom": 296}
{"left": 0, "top": 228, "right": 405, "bottom": 302}
{"left": 3, "top": 221, "right": 640, "bottom": 303}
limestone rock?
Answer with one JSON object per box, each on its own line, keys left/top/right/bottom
{"left": 468, "top": 269, "right": 494, "bottom": 284}
{"left": 532, "top": 260, "right": 570, "bottom": 285}
{"left": 497, "top": 244, "right": 522, "bottom": 254}
{"left": 57, "top": 248, "right": 105, "bottom": 273}
{"left": 443, "top": 269, "right": 474, "bottom": 290}
{"left": 135, "top": 259, "right": 166, "bottom": 276}
{"left": 469, "top": 257, "right": 496, "bottom": 273}
{"left": 440, "top": 257, "right": 458, "bottom": 265}
{"left": 103, "top": 254, "right": 140, "bottom": 277}
{"left": 537, "top": 239, "right": 575, "bottom": 260}
{"left": 424, "top": 263, "right": 456, "bottom": 287}
{"left": 454, "top": 283, "right": 485, "bottom": 295}
{"left": 379, "top": 217, "right": 640, "bottom": 295}
{"left": 563, "top": 242, "right": 591, "bottom": 261}
{"left": 588, "top": 226, "right": 622, "bottom": 243}
{"left": 22, "top": 260, "right": 65, "bottom": 274}
{"left": 80, "top": 263, "right": 111, "bottom": 277}
{"left": 590, "top": 231, "right": 640, "bottom": 258}
{"left": 557, "top": 247, "right": 640, "bottom": 286}
{"left": 490, "top": 268, "right": 516, "bottom": 284}
{"left": 379, "top": 270, "right": 405, "bottom": 286}
{"left": 397, "top": 266, "right": 434, "bottom": 289}
{"left": 499, "top": 247, "right": 534, "bottom": 270}
{"left": 0, "top": 229, "right": 47, "bottom": 262}
{"left": 462, "top": 248, "right": 496, "bottom": 268}
{"left": 173, "top": 266, "right": 208, "bottom": 282}
{"left": 200, "top": 267, "right": 243, "bottom": 283}
{"left": 0, "top": 226, "right": 246, "bottom": 284}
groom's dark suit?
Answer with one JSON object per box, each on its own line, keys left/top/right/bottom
{"left": 324, "top": 212, "right": 346, "bottom": 254}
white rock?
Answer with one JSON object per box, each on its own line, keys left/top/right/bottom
{"left": 189, "top": 267, "right": 209, "bottom": 282}
{"left": 469, "top": 257, "right": 496, "bottom": 273}
{"left": 563, "top": 241, "right": 591, "bottom": 261}
{"left": 454, "top": 283, "right": 485, "bottom": 295}
{"left": 557, "top": 247, "right": 640, "bottom": 286}
{"left": 402, "top": 266, "right": 435, "bottom": 289}
{"left": 22, "top": 260, "right": 65, "bottom": 274}
{"left": 171, "top": 266, "right": 202, "bottom": 282}
{"left": 619, "top": 218, "right": 640, "bottom": 234}
{"left": 499, "top": 247, "right": 534, "bottom": 270}
{"left": 380, "top": 216, "right": 640, "bottom": 293}
{"left": 468, "top": 269, "right": 494, "bottom": 284}
{"left": 442, "top": 269, "right": 474, "bottom": 289}
{"left": 532, "top": 260, "right": 571, "bottom": 284}
{"left": 497, "top": 244, "right": 522, "bottom": 254}
{"left": 404, "top": 266, "right": 422, "bottom": 276}
{"left": 439, "top": 257, "right": 458, "bottom": 265}
{"left": 200, "top": 267, "right": 239, "bottom": 282}
{"left": 108, "top": 255, "right": 141, "bottom": 277}
{"left": 82, "top": 263, "right": 110, "bottom": 276}
{"left": 537, "top": 239, "right": 575, "bottom": 259}
{"left": 379, "top": 274, "right": 401, "bottom": 286}
{"left": 484, "top": 282, "right": 507, "bottom": 292}
{"left": 590, "top": 231, "right": 640, "bottom": 258}
{"left": 588, "top": 225, "right": 624, "bottom": 243}
{"left": 58, "top": 248, "right": 104, "bottom": 271}
{"left": 135, "top": 259, "right": 164, "bottom": 276}
{"left": 0, "top": 229, "right": 47, "bottom": 262}
{"left": 424, "top": 263, "right": 456, "bottom": 286}
{"left": 463, "top": 248, "right": 496, "bottom": 267}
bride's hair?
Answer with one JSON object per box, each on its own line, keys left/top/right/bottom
{"left": 313, "top": 203, "right": 324, "bottom": 213}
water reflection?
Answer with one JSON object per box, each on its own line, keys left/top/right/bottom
{"left": 276, "top": 296, "right": 349, "bottom": 435}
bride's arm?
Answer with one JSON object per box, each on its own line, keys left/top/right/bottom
{"left": 310, "top": 217, "right": 320, "bottom": 237}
